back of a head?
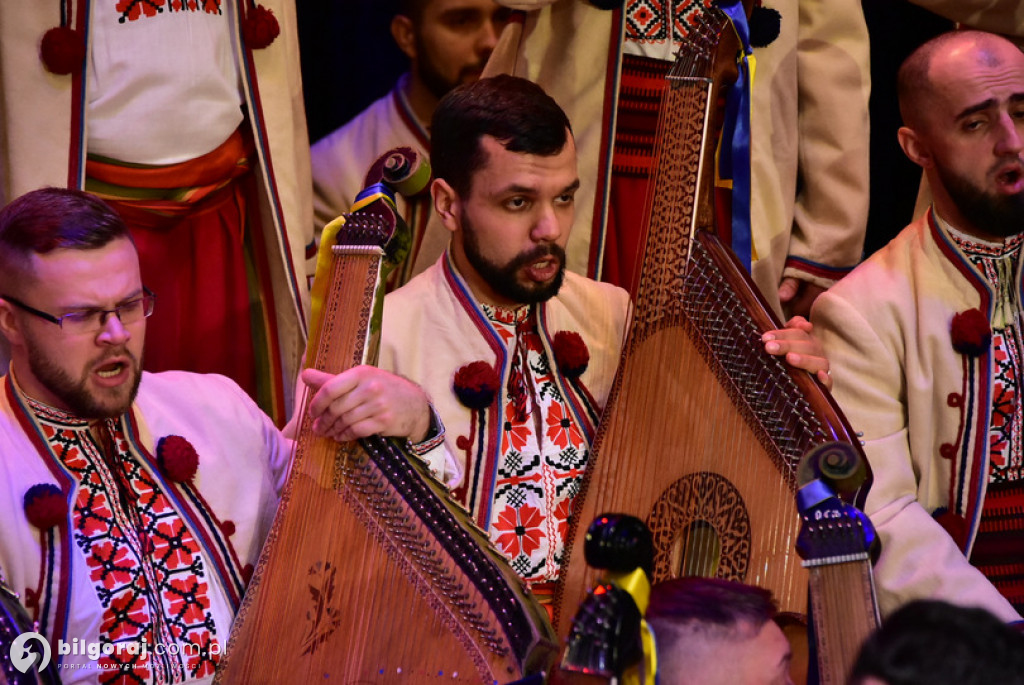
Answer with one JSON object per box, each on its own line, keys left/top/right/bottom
{"left": 430, "top": 74, "right": 573, "bottom": 197}
{"left": 850, "top": 599, "right": 1024, "bottom": 685}
{"left": 0, "top": 188, "right": 129, "bottom": 293}
{"left": 647, "top": 576, "right": 777, "bottom": 630}
{"left": 646, "top": 577, "right": 778, "bottom": 684}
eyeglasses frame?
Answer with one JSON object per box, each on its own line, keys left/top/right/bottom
{"left": 2, "top": 287, "right": 156, "bottom": 331}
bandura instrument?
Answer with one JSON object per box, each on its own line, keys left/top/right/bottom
{"left": 796, "top": 443, "right": 880, "bottom": 685}
{"left": 215, "top": 149, "right": 555, "bottom": 684}
{"left": 554, "top": 4, "right": 870, "bottom": 668}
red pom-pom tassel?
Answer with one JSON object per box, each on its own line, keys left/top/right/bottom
{"left": 242, "top": 5, "right": 280, "bottom": 50}
{"left": 24, "top": 484, "right": 67, "bottom": 530}
{"left": 951, "top": 308, "right": 991, "bottom": 357}
{"left": 40, "top": 26, "right": 86, "bottom": 75}
{"left": 157, "top": 435, "right": 200, "bottom": 482}
{"left": 453, "top": 361, "right": 500, "bottom": 409}
{"left": 552, "top": 330, "right": 590, "bottom": 377}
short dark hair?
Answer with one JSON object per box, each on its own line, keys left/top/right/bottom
{"left": 396, "top": 0, "right": 426, "bottom": 20}
{"left": 0, "top": 188, "right": 130, "bottom": 291}
{"left": 430, "top": 74, "right": 573, "bottom": 197}
{"left": 850, "top": 600, "right": 1024, "bottom": 685}
{"left": 646, "top": 577, "right": 777, "bottom": 636}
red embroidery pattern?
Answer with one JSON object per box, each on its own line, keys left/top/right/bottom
{"left": 502, "top": 402, "right": 532, "bottom": 454}
{"left": 34, "top": 403, "right": 221, "bottom": 683}
{"left": 950, "top": 229, "right": 1024, "bottom": 484}
{"left": 545, "top": 403, "right": 582, "bottom": 450}
{"left": 115, "top": 0, "right": 222, "bottom": 24}
{"left": 492, "top": 503, "right": 546, "bottom": 559}
{"left": 989, "top": 331, "right": 1023, "bottom": 482}
{"left": 483, "top": 304, "right": 589, "bottom": 584}
{"left": 626, "top": 0, "right": 711, "bottom": 44}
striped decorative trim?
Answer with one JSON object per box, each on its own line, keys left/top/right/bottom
{"left": 927, "top": 210, "right": 995, "bottom": 555}
{"left": 233, "top": 0, "right": 307, "bottom": 338}
{"left": 536, "top": 309, "right": 598, "bottom": 444}
{"left": 5, "top": 378, "right": 75, "bottom": 651}
{"left": 965, "top": 350, "right": 994, "bottom": 557}
{"left": 123, "top": 415, "right": 249, "bottom": 608}
{"left": 441, "top": 254, "right": 508, "bottom": 530}
{"left": 406, "top": 406, "right": 446, "bottom": 457}
{"left": 955, "top": 355, "right": 976, "bottom": 517}
{"left": 393, "top": 78, "right": 431, "bottom": 152}
{"left": 67, "top": 0, "right": 90, "bottom": 191}
{"left": 783, "top": 255, "right": 856, "bottom": 281}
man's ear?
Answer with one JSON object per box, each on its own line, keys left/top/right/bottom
{"left": 431, "top": 178, "right": 460, "bottom": 234}
{"left": 0, "top": 299, "right": 25, "bottom": 349}
{"left": 898, "top": 125, "right": 933, "bottom": 169}
{"left": 391, "top": 15, "right": 417, "bottom": 61}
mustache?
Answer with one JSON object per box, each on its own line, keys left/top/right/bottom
{"left": 992, "top": 157, "right": 1024, "bottom": 176}
{"left": 460, "top": 60, "right": 489, "bottom": 80}
{"left": 91, "top": 348, "right": 138, "bottom": 368}
{"left": 508, "top": 244, "right": 565, "bottom": 271}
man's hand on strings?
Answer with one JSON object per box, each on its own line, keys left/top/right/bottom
{"left": 300, "top": 366, "right": 433, "bottom": 443}
{"left": 778, "top": 277, "right": 826, "bottom": 320}
{"left": 762, "top": 316, "right": 832, "bottom": 391}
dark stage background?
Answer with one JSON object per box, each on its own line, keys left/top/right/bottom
{"left": 296, "top": 0, "right": 955, "bottom": 259}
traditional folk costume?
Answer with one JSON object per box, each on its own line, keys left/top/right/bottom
{"left": 0, "top": 371, "right": 290, "bottom": 684}
{"left": 490, "top": 0, "right": 870, "bottom": 315}
{"left": 813, "top": 208, "right": 1024, "bottom": 623}
{"left": 379, "top": 254, "right": 629, "bottom": 596}
{"left": 310, "top": 75, "right": 437, "bottom": 289}
{"left": 0, "top": 0, "right": 314, "bottom": 424}
{"left": 907, "top": 0, "right": 1024, "bottom": 36}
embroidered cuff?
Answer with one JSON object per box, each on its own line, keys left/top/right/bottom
{"left": 406, "top": 404, "right": 445, "bottom": 457}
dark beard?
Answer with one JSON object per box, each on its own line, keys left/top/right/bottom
{"left": 27, "top": 346, "right": 142, "bottom": 419}
{"left": 937, "top": 162, "right": 1024, "bottom": 238}
{"left": 462, "top": 221, "right": 566, "bottom": 305}
{"left": 413, "top": 36, "right": 487, "bottom": 101}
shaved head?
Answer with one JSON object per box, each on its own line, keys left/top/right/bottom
{"left": 896, "top": 30, "right": 1024, "bottom": 240}
{"left": 898, "top": 30, "right": 1021, "bottom": 131}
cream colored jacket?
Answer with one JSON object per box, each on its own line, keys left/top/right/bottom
{"left": 812, "top": 209, "right": 1022, "bottom": 622}
{"left": 378, "top": 253, "right": 630, "bottom": 526}
{"left": 0, "top": 371, "right": 291, "bottom": 684}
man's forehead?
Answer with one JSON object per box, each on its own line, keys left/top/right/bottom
{"left": 930, "top": 42, "right": 1024, "bottom": 100}
{"left": 29, "top": 239, "right": 141, "bottom": 295}
{"left": 476, "top": 133, "right": 576, "bottom": 169}
{"left": 426, "top": 0, "right": 499, "bottom": 16}
{"left": 469, "top": 140, "right": 578, "bottom": 198}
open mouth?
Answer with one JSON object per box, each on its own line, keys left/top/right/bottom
{"left": 96, "top": 360, "right": 126, "bottom": 379}
{"left": 996, "top": 165, "right": 1024, "bottom": 188}
{"left": 526, "top": 257, "right": 560, "bottom": 280}
{"left": 532, "top": 257, "right": 553, "bottom": 269}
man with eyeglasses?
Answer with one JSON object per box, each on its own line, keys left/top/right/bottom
{"left": 0, "top": 187, "right": 368, "bottom": 684}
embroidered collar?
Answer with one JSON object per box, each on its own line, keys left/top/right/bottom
{"left": 935, "top": 211, "right": 1024, "bottom": 259}
{"left": 22, "top": 395, "right": 105, "bottom": 429}
{"left": 10, "top": 367, "right": 96, "bottom": 428}
{"left": 23, "top": 396, "right": 92, "bottom": 428}
{"left": 935, "top": 211, "right": 1023, "bottom": 330}
{"left": 481, "top": 302, "right": 532, "bottom": 327}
